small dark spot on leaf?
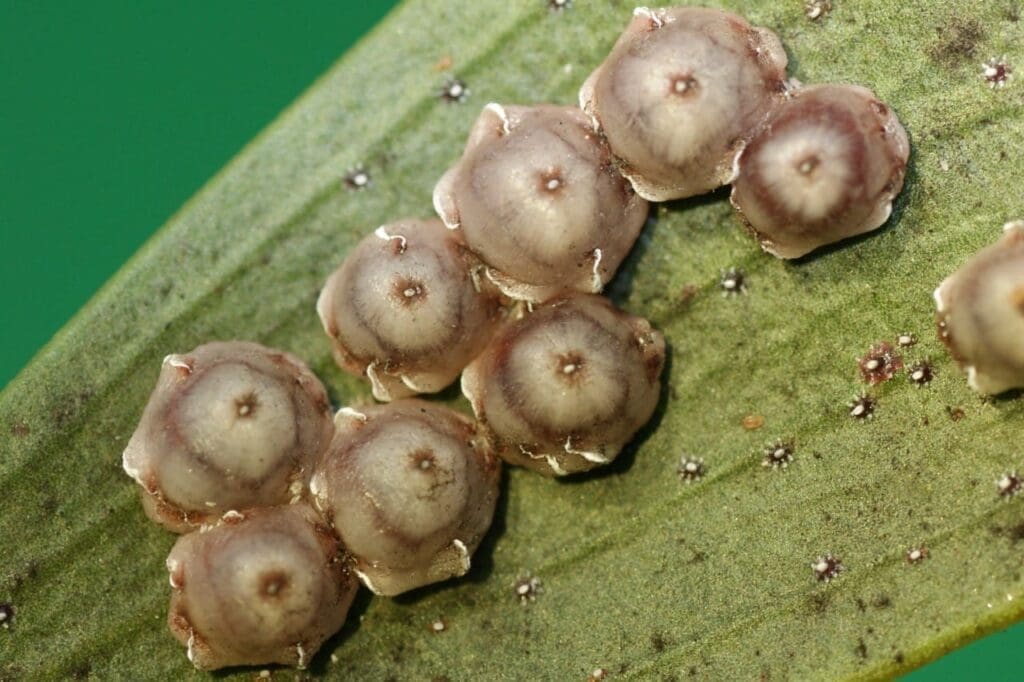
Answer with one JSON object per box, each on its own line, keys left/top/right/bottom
{"left": 992, "top": 520, "right": 1024, "bottom": 542}
{"left": 873, "top": 594, "right": 893, "bottom": 609}
{"left": 50, "top": 389, "right": 94, "bottom": 428}
{"left": 41, "top": 496, "right": 59, "bottom": 515}
{"left": 946, "top": 406, "right": 966, "bottom": 421}
{"left": 651, "top": 632, "right": 669, "bottom": 653}
{"left": 70, "top": 662, "right": 91, "bottom": 680}
{"left": 855, "top": 639, "right": 868, "bottom": 660}
{"left": 7, "top": 561, "right": 39, "bottom": 594}
{"left": 807, "top": 591, "right": 832, "bottom": 614}
{"left": 2, "top": 665, "right": 24, "bottom": 681}
{"left": 10, "top": 421, "right": 29, "bottom": 438}
{"left": 855, "top": 597, "right": 867, "bottom": 613}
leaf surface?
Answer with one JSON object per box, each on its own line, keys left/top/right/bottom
{"left": 2, "top": 1, "right": 1024, "bottom": 680}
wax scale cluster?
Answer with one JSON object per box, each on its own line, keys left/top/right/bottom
{"left": 122, "top": 5, "right": 915, "bottom": 671}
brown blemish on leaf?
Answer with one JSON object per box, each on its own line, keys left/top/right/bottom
{"left": 10, "top": 421, "right": 29, "bottom": 438}
{"left": 992, "top": 520, "right": 1024, "bottom": 543}
{"left": 677, "top": 284, "right": 699, "bottom": 307}
{"left": 927, "top": 16, "right": 985, "bottom": 67}
{"left": 946, "top": 406, "right": 966, "bottom": 421}
{"left": 650, "top": 632, "right": 669, "bottom": 653}
{"left": 807, "top": 591, "right": 832, "bottom": 614}
{"left": 742, "top": 414, "right": 765, "bottom": 430}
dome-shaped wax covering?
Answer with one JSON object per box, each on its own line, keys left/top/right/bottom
{"left": 433, "top": 103, "right": 648, "bottom": 302}
{"left": 310, "top": 400, "right": 501, "bottom": 596}
{"left": 935, "top": 221, "right": 1024, "bottom": 395}
{"left": 731, "top": 84, "right": 909, "bottom": 259}
{"left": 122, "top": 341, "right": 334, "bottom": 532}
{"left": 462, "top": 294, "right": 665, "bottom": 477}
{"left": 579, "top": 6, "right": 789, "bottom": 201}
{"left": 166, "top": 504, "right": 357, "bottom": 670}
{"left": 317, "top": 218, "right": 503, "bottom": 401}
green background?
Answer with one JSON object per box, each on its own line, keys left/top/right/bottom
{"left": 0, "top": 1, "right": 1017, "bottom": 679}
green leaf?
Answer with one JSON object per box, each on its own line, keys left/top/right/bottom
{"left": 2, "top": 1, "right": 1023, "bottom": 679}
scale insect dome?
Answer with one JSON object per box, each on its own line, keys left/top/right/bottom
{"left": 433, "top": 103, "right": 648, "bottom": 302}
{"left": 309, "top": 400, "right": 501, "bottom": 596}
{"left": 462, "top": 294, "right": 665, "bottom": 477}
{"left": 730, "top": 84, "right": 909, "bottom": 259}
{"left": 935, "top": 221, "right": 1024, "bottom": 395}
{"left": 317, "top": 218, "right": 502, "bottom": 401}
{"left": 121, "top": 341, "right": 334, "bottom": 533}
{"left": 166, "top": 504, "right": 357, "bottom": 671}
{"left": 579, "top": 6, "right": 789, "bottom": 201}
